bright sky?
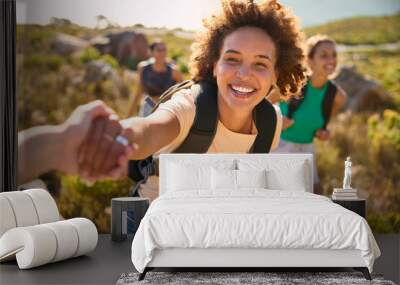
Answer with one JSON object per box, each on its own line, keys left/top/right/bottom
{"left": 16, "top": 0, "right": 400, "bottom": 30}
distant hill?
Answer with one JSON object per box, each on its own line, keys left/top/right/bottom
{"left": 304, "top": 13, "right": 400, "bottom": 45}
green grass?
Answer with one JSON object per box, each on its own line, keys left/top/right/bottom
{"left": 304, "top": 13, "right": 400, "bottom": 45}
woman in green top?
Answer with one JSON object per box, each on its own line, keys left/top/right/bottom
{"left": 274, "top": 35, "right": 347, "bottom": 193}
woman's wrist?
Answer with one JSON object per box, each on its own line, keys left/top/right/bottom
{"left": 18, "top": 125, "right": 68, "bottom": 184}
{"left": 48, "top": 124, "right": 71, "bottom": 172}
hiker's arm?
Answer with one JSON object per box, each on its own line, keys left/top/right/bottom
{"left": 127, "top": 64, "right": 145, "bottom": 117}
{"left": 120, "top": 109, "right": 181, "bottom": 160}
{"left": 331, "top": 87, "right": 347, "bottom": 116}
{"left": 315, "top": 87, "right": 347, "bottom": 141}
{"left": 172, "top": 68, "right": 183, "bottom": 83}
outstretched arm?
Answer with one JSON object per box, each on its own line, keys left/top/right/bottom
{"left": 172, "top": 68, "right": 184, "bottom": 83}
{"left": 331, "top": 86, "right": 347, "bottom": 116}
{"left": 78, "top": 108, "right": 181, "bottom": 180}
{"left": 120, "top": 109, "right": 181, "bottom": 160}
{"left": 18, "top": 101, "right": 115, "bottom": 184}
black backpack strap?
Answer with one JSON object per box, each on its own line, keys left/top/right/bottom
{"left": 151, "top": 80, "right": 194, "bottom": 111}
{"left": 127, "top": 157, "right": 156, "bottom": 196}
{"left": 173, "top": 80, "right": 218, "bottom": 153}
{"left": 287, "top": 84, "right": 307, "bottom": 119}
{"left": 250, "top": 99, "right": 277, "bottom": 153}
{"left": 321, "top": 80, "right": 337, "bottom": 130}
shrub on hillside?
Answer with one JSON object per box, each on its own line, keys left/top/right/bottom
{"left": 25, "top": 54, "right": 63, "bottom": 71}
{"left": 80, "top": 47, "right": 101, "bottom": 64}
{"left": 57, "top": 176, "right": 133, "bottom": 233}
{"left": 316, "top": 111, "right": 400, "bottom": 233}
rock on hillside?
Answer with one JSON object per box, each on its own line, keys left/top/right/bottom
{"left": 51, "top": 33, "right": 90, "bottom": 55}
{"left": 91, "top": 30, "right": 149, "bottom": 65}
{"left": 334, "top": 65, "right": 394, "bottom": 112}
{"left": 84, "top": 60, "right": 118, "bottom": 83}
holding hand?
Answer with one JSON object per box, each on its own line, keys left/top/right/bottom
{"left": 282, "top": 116, "right": 294, "bottom": 130}
{"left": 315, "top": 129, "right": 330, "bottom": 141}
{"left": 58, "top": 100, "right": 117, "bottom": 175}
{"left": 77, "top": 117, "right": 133, "bottom": 182}
{"left": 18, "top": 100, "right": 121, "bottom": 184}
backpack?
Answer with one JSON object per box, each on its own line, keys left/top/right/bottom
{"left": 127, "top": 80, "right": 278, "bottom": 195}
{"left": 287, "top": 80, "right": 337, "bottom": 130}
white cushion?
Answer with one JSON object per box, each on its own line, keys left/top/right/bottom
{"left": 0, "top": 196, "right": 17, "bottom": 237}
{"left": 0, "top": 190, "right": 98, "bottom": 269}
{"left": 167, "top": 160, "right": 235, "bottom": 192}
{"left": 0, "top": 225, "right": 58, "bottom": 268}
{"left": 67, "top": 218, "right": 98, "bottom": 257}
{"left": 42, "top": 221, "right": 79, "bottom": 262}
{"left": 238, "top": 159, "right": 309, "bottom": 191}
{"left": 211, "top": 169, "right": 268, "bottom": 191}
{"left": 0, "top": 191, "right": 39, "bottom": 227}
{"left": 266, "top": 168, "right": 306, "bottom": 191}
{"left": 0, "top": 189, "right": 60, "bottom": 238}
{"left": 211, "top": 168, "right": 236, "bottom": 190}
{"left": 24, "top": 189, "right": 60, "bottom": 224}
{"left": 236, "top": 169, "right": 267, "bottom": 189}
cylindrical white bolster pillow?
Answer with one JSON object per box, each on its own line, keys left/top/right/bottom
{"left": 24, "top": 189, "right": 60, "bottom": 224}
{"left": 67, "top": 218, "right": 98, "bottom": 257}
{"left": 0, "top": 196, "right": 17, "bottom": 237}
{"left": 0, "top": 189, "right": 60, "bottom": 238}
{"left": 0, "top": 218, "right": 98, "bottom": 269}
{"left": 42, "top": 221, "right": 79, "bottom": 262}
{"left": 0, "top": 226, "right": 57, "bottom": 268}
{"left": 0, "top": 191, "right": 39, "bottom": 228}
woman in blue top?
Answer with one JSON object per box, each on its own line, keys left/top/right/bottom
{"left": 128, "top": 40, "right": 183, "bottom": 117}
{"left": 274, "top": 35, "right": 347, "bottom": 193}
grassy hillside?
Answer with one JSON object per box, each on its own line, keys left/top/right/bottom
{"left": 304, "top": 13, "right": 400, "bottom": 45}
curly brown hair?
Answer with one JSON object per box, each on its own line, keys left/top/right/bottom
{"left": 189, "top": 0, "right": 306, "bottom": 97}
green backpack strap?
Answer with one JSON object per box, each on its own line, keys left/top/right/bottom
{"left": 321, "top": 81, "right": 337, "bottom": 130}
{"left": 173, "top": 80, "right": 218, "bottom": 153}
{"left": 250, "top": 99, "right": 277, "bottom": 153}
{"left": 287, "top": 84, "right": 307, "bottom": 119}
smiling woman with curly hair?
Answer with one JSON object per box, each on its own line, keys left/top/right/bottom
{"left": 79, "top": 0, "right": 307, "bottom": 202}
{"left": 190, "top": 0, "right": 306, "bottom": 97}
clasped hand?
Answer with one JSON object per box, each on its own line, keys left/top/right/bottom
{"left": 77, "top": 116, "right": 128, "bottom": 181}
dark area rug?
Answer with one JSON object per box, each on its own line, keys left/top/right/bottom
{"left": 116, "top": 271, "right": 396, "bottom": 285}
